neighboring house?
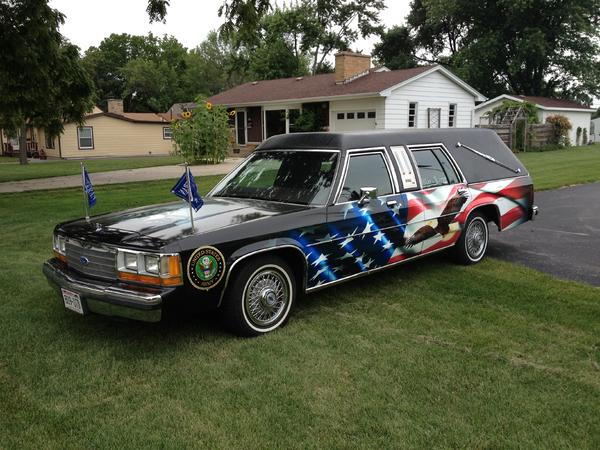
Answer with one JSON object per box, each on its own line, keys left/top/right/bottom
{"left": 474, "top": 95, "right": 595, "bottom": 145}
{"left": 207, "top": 52, "right": 486, "bottom": 151}
{"left": 1, "top": 100, "right": 174, "bottom": 159}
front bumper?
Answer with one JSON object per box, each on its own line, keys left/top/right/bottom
{"left": 43, "top": 258, "right": 175, "bottom": 322}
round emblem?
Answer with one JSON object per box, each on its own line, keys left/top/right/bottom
{"left": 187, "top": 246, "right": 226, "bottom": 290}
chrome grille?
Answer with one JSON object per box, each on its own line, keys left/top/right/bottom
{"left": 65, "top": 239, "right": 117, "bottom": 280}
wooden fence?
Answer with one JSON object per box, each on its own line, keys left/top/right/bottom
{"left": 477, "top": 123, "right": 554, "bottom": 151}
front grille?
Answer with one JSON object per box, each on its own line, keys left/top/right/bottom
{"left": 66, "top": 239, "right": 118, "bottom": 280}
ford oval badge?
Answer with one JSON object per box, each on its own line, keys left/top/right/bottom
{"left": 80, "top": 256, "right": 90, "bottom": 266}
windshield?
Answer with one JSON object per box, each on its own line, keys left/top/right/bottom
{"left": 211, "top": 150, "right": 338, "bottom": 205}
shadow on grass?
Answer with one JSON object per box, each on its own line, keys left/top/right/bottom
{"left": 51, "top": 251, "right": 453, "bottom": 350}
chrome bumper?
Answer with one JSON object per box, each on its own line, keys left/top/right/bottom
{"left": 43, "top": 258, "right": 173, "bottom": 322}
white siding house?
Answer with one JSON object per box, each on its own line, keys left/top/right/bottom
{"left": 207, "top": 53, "right": 486, "bottom": 151}
{"left": 475, "top": 94, "right": 595, "bottom": 145}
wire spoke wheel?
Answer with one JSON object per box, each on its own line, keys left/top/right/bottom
{"left": 244, "top": 268, "right": 289, "bottom": 328}
{"left": 466, "top": 218, "right": 487, "bottom": 260}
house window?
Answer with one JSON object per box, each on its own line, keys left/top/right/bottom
{"left": 449, "top": 104, "right": 457, "bottom": 127}
{"left": 408, "top": 102, "right": 418, "bottom": 127}
{"left": 163, "top": 127, "right": 173, "bottom": 139}
{"left": 45, "top": 133, "right": 55, "bottom": 149}
{"left": 265, "top": 109, "right": 287, "bottom": 138}
{"left": 337, "top": 113, "right": 345, "bottom": 120}
{"left": 288, "top": 109, "right": 301, "bottom": 133}
{"left": 347, "top": 112, "right": 355, "bottom": 119}
{"left": 77, "top": 127, "right": 94, "bottom": 150}
{"left": 357, "top": 112, "right": 366, "bottom": 119}
{"left": 367, "top": 111, "right": 376, "bottom": 119}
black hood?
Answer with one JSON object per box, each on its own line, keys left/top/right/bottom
{"left": 57, "top": 197, "right": 307, "bottom": 249}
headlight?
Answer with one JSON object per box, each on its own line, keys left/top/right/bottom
{"left": 117, "top": 249, "right": 182, "bottom": 286}
{"left": 53, "top": 233, "right": 67, "bottom": 262}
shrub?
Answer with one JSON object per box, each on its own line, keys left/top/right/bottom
{"left": 545, "top": 115, "right": 572, "bottom": 147}
{"left": 576, "top": 126, "right": 582, "bottom": 146}
{"left": 171, "top": 98, "right": 230, "bottom": 164}
{"left": 582, "top": 128, "right": 588, "bottom": 145}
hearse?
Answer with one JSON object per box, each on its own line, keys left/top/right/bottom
{"left": 44, "top": 129, "right": 537, "bottom": 336}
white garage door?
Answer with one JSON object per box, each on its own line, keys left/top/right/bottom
{"left": 333, "top": 111, "right": 377, "bottom": 132}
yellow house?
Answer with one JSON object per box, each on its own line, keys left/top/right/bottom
{"left": 2, "top": 101, "right": 175, "bottom": 159}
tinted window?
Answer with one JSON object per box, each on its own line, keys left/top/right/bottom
{"left": 339, "top": 153, "right": 393, "bottom": 202}
{"left": 212, "top": 151, "right": 338, "bottom": 205}
{"left": 413, "top": 149, "right": 459, "bottom": 188}
{"left": 433, "top": 148, "right": 460, "bottom": 184}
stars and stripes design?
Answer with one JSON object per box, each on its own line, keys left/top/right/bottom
{"left": 289, "top": 177, "right": 533, "bottom": 289}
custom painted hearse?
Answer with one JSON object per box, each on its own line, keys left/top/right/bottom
{"left": 44, "top": 129, "right": 537, "bottom": 336}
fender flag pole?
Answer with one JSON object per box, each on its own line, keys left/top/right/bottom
{"left": 80, "top": 162, "right": 96, "bottom": 221}
{"left": 171, "top": 162, "right": 204, "bottom": 233}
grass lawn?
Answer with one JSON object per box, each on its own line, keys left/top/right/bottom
{"left": 1, "top": 179, "right": 599, "bottom": 449}
{"left": 518, "top": 143, "right": 600, "bottom": 190}
{"left": 0, "top": 156, "right": 18, "bottom": 164}
{"left": 0, "top": 155, "right": 184, "bottom": 183}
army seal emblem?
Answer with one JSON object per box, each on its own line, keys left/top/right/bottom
{"left": 187, "top": 246, "right": 226, "bottom": 290}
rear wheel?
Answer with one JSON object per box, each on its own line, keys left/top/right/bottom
{"left": 454, "top": 212, "right": 489, "bottom": 265}
{"left": 221, "top": 255, "right": 295, "bottom": 336}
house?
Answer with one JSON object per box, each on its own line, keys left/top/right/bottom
{"left": 206, "top": 52, "right": 487, "bottom": 153}
{"left": 474, "top": 95, "right": 595, "bottom": 145}
{"left": 1, "top": 100, "right": 174, "bottom": 159}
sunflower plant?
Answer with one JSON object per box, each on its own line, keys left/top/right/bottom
{"left": 171, "top": 98, "right": 230, "bottom": 164}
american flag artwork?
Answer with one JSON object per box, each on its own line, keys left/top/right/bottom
{"left": 289, "top": 177, "right": 533, "bottom": 289}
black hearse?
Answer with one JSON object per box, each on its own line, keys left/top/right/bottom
{"left": 44, "top": 129, "right": 537, "bottom": 336}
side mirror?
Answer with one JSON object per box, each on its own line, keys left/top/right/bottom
{"left": 358, "top": 187, "right": 378, "bottom": 206}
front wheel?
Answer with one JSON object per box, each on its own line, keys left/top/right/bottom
{"left": 454, "top": 212, "right": 489, "bottom": 265}
{"left": 220, "top": 255, "right": 295, "bottom": 337}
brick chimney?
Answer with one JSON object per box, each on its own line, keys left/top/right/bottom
{"left": 334, "top": 52, "right": 371, "bottom": 84}
{"left": 107, "top": 99, "right": 124, "bottom": 115}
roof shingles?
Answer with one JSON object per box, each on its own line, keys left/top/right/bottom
{"left": 207, "top": 66, "right": 435, "bottom": 105}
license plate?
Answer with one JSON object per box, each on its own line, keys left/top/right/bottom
{"left": 61, "top": 288, "right": 84, "bottom": 315}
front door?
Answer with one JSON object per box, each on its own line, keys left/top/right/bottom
{"left": 236, "top": 111, "right": 246, "bottom": 145}
{"left": 322, "top": 150, "right": 414, "bottom": 282}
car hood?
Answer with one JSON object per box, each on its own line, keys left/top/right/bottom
{"left": 57, "top": 197, "right": 308, "bottom": 249}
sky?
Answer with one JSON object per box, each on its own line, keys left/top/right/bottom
{"left": 49, "top": 0, "right": 412, "bottom": 54}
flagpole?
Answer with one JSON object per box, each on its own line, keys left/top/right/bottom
{"left": 184, "top": 162, "right": 195, "bottom": 232}
{"left": 80, "top": 162, "right": 89, "bottom": 221}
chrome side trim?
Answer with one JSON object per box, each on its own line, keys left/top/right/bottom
{"left": 305, "top": 245, "right": 454, "bottom": 293}
{"left": 217, "top": 244, "right": 308, "bottom": 307}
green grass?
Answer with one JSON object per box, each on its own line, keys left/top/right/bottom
{"left": 0, "top": 156, "right": 18, "bottom": 164}
{"left": 519, "top": 143, "right": 600, "bottom": 190}
{"left": 1, "top": 179, "right": 599, "bottom": 448}
{"left": 0, "top": 155, "right": 184, "bottom": 183}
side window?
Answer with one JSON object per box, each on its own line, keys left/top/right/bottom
{"left": 339, "top": 153, "right": 393, "bottom": 202}
{"left": 412, "top": 148, "right": 460, "bottom": 188}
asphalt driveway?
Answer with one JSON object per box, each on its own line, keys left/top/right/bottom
{"left": 488, "top": 182, "right": 600, "bottom": 287}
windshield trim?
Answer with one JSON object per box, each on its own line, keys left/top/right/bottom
{"left": 207, "top": 148, "right": 340, "bottom": 207}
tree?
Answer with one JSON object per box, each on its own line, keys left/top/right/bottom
{"left": 391, "top": 0, "right": 600, "bottom": 103}
{"left": 0, "top": 0, "right": 94, "bottom": 165}
{"left": 372, "top": 26, "right": 418, "bottom": 70}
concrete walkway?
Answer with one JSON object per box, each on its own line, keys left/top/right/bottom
{"left": 0, "top": 158, "right": 242, "bottom": 193}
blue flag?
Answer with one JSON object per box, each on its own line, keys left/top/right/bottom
{"left": 83, "top": 168, "right": 96, "bottom": 208}
{"left": 171, "top": 168, "right": 203, "bottom": 211}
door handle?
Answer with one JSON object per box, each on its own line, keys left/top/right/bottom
{"left": 457, "top": 187, "right": 469, "bottom": 197}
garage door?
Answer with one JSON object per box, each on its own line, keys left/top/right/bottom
{"left": 333, "top": 111, "right": 377, "bottom": 132}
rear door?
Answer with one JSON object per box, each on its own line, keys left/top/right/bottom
{"left": 406, "top": 145, "right": 469, "bottom": 255}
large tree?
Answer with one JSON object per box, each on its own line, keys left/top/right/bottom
{"left": 0, "top": 0, "right": 94, "bottom": 165}
{"left": 397, "top": 0, "right": 600, "bottom": 102}
{"left": 372, "top": 26, "right": 418, "bottom": 70}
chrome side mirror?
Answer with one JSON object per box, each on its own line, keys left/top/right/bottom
{"left": 358, "top": 187, "right": 378, "bottom": 206}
